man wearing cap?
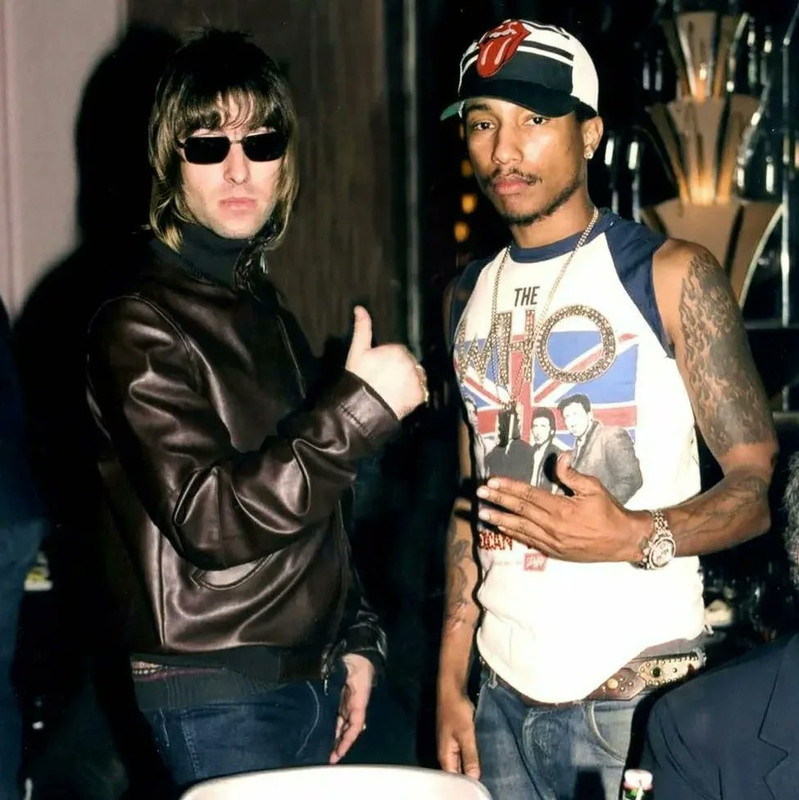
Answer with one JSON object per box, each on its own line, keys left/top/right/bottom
{"left": 86, "top": 30, "right": 426, "bottom": 789}
{"left": 436, "top": 18, "right": 776, "bottom": 800}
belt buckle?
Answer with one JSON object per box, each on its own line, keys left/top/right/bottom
{"left": 634, "top": 650, "right": 705, "bottom": 687}
{"left": 130, "top": 659, "right": 163, "bottom": 676}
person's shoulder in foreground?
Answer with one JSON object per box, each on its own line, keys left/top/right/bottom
{"left": 643, "top": 452, "right": 799, "bottom": 800}
{"left": 642, "top": 632, "right": 799, "bottom": 800}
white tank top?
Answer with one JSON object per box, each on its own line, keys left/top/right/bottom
{"left": 453, "top": 212, "right": 705, "bottom": 703}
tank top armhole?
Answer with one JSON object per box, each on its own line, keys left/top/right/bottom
{"left": 449, "top": 255, "right": 495, "bottom": 348}
{"left": 604, "top": 215, "right": 673, "bottom": 358}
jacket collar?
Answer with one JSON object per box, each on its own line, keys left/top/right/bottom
{"left": 149, "top": 223, "right": 275, "bottom": 291}
{"left": 760, "top": 633, "right": 799, "bottom": 798}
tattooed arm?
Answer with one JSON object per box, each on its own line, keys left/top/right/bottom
{"left": 650, "top": 240, "right": 777, "bottom": 555}
{"left": 436, "top": 419, "right": 481, "bottom": 777}
{"left": 474, "top": 241, "right": 776, "bottom": 563}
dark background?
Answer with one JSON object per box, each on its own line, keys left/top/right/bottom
{"left": 12, "top": 1, "right": 799, "bottom": 797}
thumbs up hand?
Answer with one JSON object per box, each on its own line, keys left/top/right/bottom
{"left": 345, "top": 305, "right": 377, "bottom": 368}
{"left": 345, "top": 306, "right": 427, "bottom": 419}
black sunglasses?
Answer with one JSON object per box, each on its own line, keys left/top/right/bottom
{"left": 178, "top": 131, "right": 288, "bottom": 165}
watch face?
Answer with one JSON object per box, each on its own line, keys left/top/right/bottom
{"left": 650, "top": 537, "right": 676, "bottom": 568}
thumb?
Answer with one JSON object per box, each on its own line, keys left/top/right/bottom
{"left": 554, "top": 452, "right": 594, "bottom": 494}
{"left": 347, "top": 306, "right": 373, "bottom": 360}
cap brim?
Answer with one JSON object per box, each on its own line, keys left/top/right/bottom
{"left": 440, "top": 79, "right": 583, "bottom": 121}
{"left": 440, "top": 100, "right": 463, "bottom": 120}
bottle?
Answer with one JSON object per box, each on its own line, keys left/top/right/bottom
{"left": 623, "top": 768, "right": 654, "bottom": 799}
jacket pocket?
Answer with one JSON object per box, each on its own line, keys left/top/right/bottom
{"left": 190, "top": 555, "right": 270, "bottom": 589}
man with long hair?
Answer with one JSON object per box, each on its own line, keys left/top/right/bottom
{"left": 86, "top": 30, "right": 426, "bottom": 790}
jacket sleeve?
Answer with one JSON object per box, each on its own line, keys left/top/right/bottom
{"left": 338, "top": 564, "right": 387, "bottom": 674}
{"left": 86, "top": 296, "right": 399, "bottom": 570}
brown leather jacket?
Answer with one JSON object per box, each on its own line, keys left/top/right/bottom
{"left": 86, "top": 242, "right": 396, "bottom": 674}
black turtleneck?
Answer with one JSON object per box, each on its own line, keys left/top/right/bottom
{"left": 150, "top": 223, "right": 252, "bottom": 287}
{"left": 148, "top": 222, "right": 321, "bottom": 390}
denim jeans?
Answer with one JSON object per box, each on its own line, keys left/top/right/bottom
{"left": 475, "top": 667, "right": 648, "bottom": 800}
{"left": 0, "top": 518, "right": 46, "bottom": 800}
{"left": 140, "top": 669, "right": 344, "bottom": 792}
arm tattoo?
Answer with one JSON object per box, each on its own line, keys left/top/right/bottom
{"left": 678, "top": 474, "right": 769, "bottom": 548}
{"left": 443, "top": 515, "right": 478, "bottom": 632}
{"left": 678, "top": 250, "right": 773, "bottom": 455}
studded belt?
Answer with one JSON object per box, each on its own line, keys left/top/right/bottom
{"left": 489, "top": 649, "right": 705, "bottom": 706}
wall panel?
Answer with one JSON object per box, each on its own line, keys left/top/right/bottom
{"left": 0, "top": 0, "right": 125, "bottom": 315}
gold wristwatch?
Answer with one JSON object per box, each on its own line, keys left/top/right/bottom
{"left": 637, "top": 509, "right": 676, "bottom": 569}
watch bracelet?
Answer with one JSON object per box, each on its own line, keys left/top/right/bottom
{"left": 637, "top": 508, "right": 674, "bottom": 569}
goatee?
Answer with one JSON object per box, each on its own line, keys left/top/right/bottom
{"left": 499, "top": 173, "right": 582, "bottom": 226}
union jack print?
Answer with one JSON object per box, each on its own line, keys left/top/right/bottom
{"left": 459, "top": 328, "right": 639, "bottom": 449}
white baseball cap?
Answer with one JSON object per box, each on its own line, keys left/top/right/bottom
{"left": 441, "top": 19, "right": 599, "bottom": 120}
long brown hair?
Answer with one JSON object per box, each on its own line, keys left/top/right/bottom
{"left": 148, "top": 29, "right": 299, "bottom": 251}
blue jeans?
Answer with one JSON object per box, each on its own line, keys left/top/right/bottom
{"left": 475, "top": 667, "right": 648, "bottom": 800}
{"left": 141, "top": 670, "right": 344, "bottom": 791}
{"left": 0, "top": 518, "right": 46, "bottom": 799}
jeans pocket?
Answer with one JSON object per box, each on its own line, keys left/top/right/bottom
{"left": 584, "top": 701, "right": 634, "bottom": 764}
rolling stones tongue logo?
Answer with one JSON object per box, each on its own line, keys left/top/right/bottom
{"left": 476, "top": 20, "right": 528, "bottom": 78}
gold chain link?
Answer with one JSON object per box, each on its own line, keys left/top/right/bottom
{"left": 461, "top": 207, "right": 600, "bottom": 409}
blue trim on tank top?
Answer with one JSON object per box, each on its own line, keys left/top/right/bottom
{"left": 450, "top": 210, "right": 671, "bottom": 355}
{"left": 508, "top": 209, "right": 615, "bottom": 262}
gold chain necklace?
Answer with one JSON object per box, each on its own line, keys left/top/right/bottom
{"left": 469, "top": 207, "right": 600, "bottom": 410}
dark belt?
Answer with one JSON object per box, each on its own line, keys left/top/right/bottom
{"left": 131, "top": 646, "right": 324, "bottom": 683}
{"left": 488, "top": 650, "right": 705, "bottom": 705}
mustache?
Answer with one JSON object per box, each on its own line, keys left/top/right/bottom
{"left": 480, "top": 168, "right": 542, "bottom": 187}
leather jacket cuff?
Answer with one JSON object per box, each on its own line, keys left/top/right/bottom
{"left": 325, "top": 371, "right": 401, "bottom": 446}
{"left": 343, "top": 620, "right": 387, "bottom": 680}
